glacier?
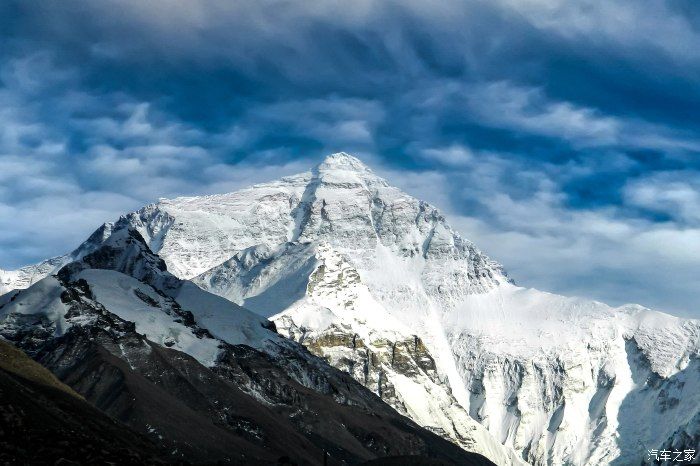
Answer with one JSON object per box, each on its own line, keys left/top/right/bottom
{"left": 1, "top": 152, "right": 698, "bottom": 465}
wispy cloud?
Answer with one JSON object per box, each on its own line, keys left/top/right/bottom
{"left": 1, "top": 0, "right": 700, "bottom": 316}
{"left": 381, "top": 145, "right": 700, "bottom": 317}
{"left": 463, "top": 82, "right": 620, "bottom": 147}
{"left": 624, "top": 171, "right": 700, "bottom": 225}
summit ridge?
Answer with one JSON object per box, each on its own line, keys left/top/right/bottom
{"left": 1, "top": 153, "right": 698, "bottom": 465}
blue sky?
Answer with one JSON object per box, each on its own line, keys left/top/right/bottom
{"left": 1, "top": 0, "right": 699, "bottom": 317}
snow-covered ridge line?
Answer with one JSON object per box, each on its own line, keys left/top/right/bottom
{"left": 0, "top": 222, "right": 117, "bottom": 296}
{"left": 1, "top": 152, "right": 698, "bottom": 465}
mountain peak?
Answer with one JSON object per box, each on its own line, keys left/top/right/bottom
{"left": 317, "top": 152, "right": 371, "bottom": 172}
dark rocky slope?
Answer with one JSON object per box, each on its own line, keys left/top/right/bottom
{"left": 0, "top": 225, "right": 496, "bottom": 465}
{"left": 0, "top": 339, "right": 165, "bottom": 465}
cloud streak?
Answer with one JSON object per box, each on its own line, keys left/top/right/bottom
{"left": 1, "top": 0, "right": 699, "bottom": 317}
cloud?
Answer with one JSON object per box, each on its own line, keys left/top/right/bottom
{"left": 462, "top": 81, "right": 620, "bottom": 147}
{"left": 496, "top": 0, "right": 700, "bottom": 62}
{"left": 382, "top": 146, "right": 700, "bottom": 317}
{"left": 418, "top": 145, "right": 475, "bottom": 167}
{"left": 409, "top": 80, "right": 700, "bottom": 153}
{"left": 624, "top": 171, "right": 700, "bottom": 225}
{"left": 1, "top": 0, "right": 700, "bottom": 318}
{"left": 245, "top": 97, "right": 385, "bottom": 149}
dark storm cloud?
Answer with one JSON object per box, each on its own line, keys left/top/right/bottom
{"left": 1, "top": 0, "right": 699, "bottom": 316}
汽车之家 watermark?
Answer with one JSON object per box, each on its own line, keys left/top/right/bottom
{"left": 647, "top": 449, "right": 696, "bottom": 463}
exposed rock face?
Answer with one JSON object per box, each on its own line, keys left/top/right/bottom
{"left": 0, "top": 340, "right": 165, "bottom": 465}
{"left": 3, "top": 152, "right": 699, "bottom": 465}
{"left": 284, "top": 321, "right": 440, "bottom": 415}
{"left": 191, "top": 154, "right": 700, "bottom": 465}
{"left": 268, "top": 243, "right": 524, "bottom": 465}
{"left": 0, "top": 229, "right": 495, "bottom": 466}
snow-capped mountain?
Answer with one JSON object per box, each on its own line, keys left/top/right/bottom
{"left": 1, "top": 258, "right": 68, "bottom": 295}
{"left": 2, "top": 153, "right": 698, "bottom": 465}
{"left": 0, "top": 223, "right": 491, "bottom": 465}
{"left": 0, "top": 222, "right": 114, "bottom": 296}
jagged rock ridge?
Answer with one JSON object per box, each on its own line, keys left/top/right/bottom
{"left": 0, "top": 224, "right": 494, "bottom": 465}
{"left": 2, "top": 152, "right": 699, "bottom": 465}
